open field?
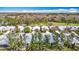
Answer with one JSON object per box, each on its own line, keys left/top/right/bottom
{"left": 0, "top": 13, "right": 79, "bottom": 51}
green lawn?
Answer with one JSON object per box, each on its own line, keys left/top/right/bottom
{"left": 31, "top": 22, "right": 79, "bottom": 26}
{"left": 49, "top": 22, "right": 79, "bottom": 26}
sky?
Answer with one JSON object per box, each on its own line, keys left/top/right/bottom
{"left": 0, "top": 0, "right": 79, "bottom": 13}
{"left": 0, "top": 7, "right": 79, "bottom": 13}
{"left": 0, "top": 0, "right": 79, "bottom": 7}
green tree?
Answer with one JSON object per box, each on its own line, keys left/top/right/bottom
{"left": 24, "top": 27, "right": 31, "bottom": 33}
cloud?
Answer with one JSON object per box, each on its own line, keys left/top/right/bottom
{"left": 21, "top": 8, "right": 79, "bottom": 13}
{"left": 68, "top": 8, "right": 78, "bottom": 12}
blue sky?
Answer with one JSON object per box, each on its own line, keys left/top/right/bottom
{"left": 0, "top": 7, "right": 79, "bottom": 13}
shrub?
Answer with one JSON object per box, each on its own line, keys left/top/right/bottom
{"left": 0, "top": 31, "right": 3, "bottom": 35}
{"left": 74, "top": 30, "right": 79, "bottom": 35}
{"left": 45, "top": 35, "right": 50, "bottom": 48}
{"left": 28, "top": 34, "right": 35, "bottom": 51}
{"left": 24, "top": 26, "right": 31, "bottom": 33}
{"left": 37, "top": 32, "right": 43, "bottom": 50}
{"left": 15, "top": 25, "right": 20, "bottom": 33}
{"left": 7, "top": 33, "right": 24, "bottom": 51}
